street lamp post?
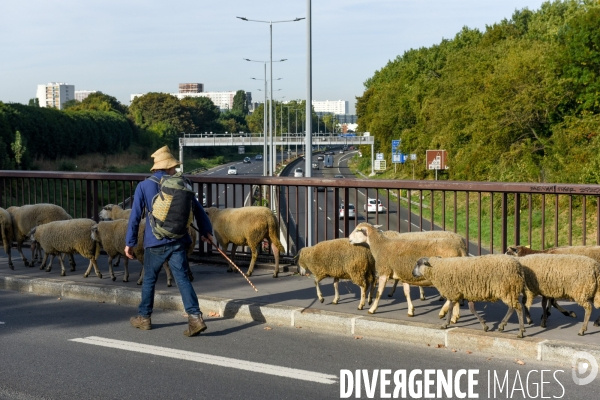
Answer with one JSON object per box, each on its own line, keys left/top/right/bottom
{"left": 237, "top": 15, "right": 304, "bottom": 178}
{"left": 305, "top": 0, "right": 313, "bottom": 246}
{"left": 245, "top": 58, "right": 285, "bottom": 176}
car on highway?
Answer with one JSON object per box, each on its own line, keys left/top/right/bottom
{"left": 317, "top": 155, "right": 324, "bottom": 161}
{"left": 312, "top": 162, "right": 319, "bottom": 170}
{"left": 243, "top": 157, "right": 251, "bottom": 163}
{"left": 339, "top": 203, "right": 355, "bottom": 219}
{"left": 364, "top": 198, "right": 384, "bottom": 213}
{"left": 294, "top": 168, "right": 304, "bottom": 177}
{"left": 255, "top": 154, "right": 263, "bottom": 160}
{"left": 227, "top": 166, "right": 238, "bottom": 175}
{"left": 339, "top": 149, "right": 345, "bottom": 154}
{"left": 334, "top": 174, "right": 344, "bottom": 178}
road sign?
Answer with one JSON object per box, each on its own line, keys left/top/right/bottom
{"left": 410, "top": 154, "right": 417, "bottom": 161}
{"left": 376, "top": 153, "right": 384, "bottom": 161}
{"left": 392, "top": 140, "right": 400, "bottom": 153}
{"left": 392, "top": 153, "right": 402, "bottom": 163}
{"left": 374, "top": 160, "right": 386, "bottom": 171}
{"left": 238, "top": 146, "right": 245, "bottom": 154}
{"left": 426, "top": 150, "right": 448, "bottom": 170}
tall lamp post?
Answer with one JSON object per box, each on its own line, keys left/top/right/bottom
{"left": 285, "top": 106, "right": 294, "bottom": 159}
{"left": 245, "top": 58, "right": 285, "bottom": 176}
{"left": 237, "top": 16, "right": 304, "bottom": 177}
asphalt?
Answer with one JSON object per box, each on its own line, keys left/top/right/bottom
{"left": 1, "top": 250, "right": 600, "bottom": 366}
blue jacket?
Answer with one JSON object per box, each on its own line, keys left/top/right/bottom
{"left": 125, "top": 171, "right": 213, "bottom": 248}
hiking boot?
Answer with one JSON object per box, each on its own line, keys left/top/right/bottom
{"left": 184, "top": 314, "right": 207, "bottom": 337}
{"left": 130, "top": 315, "right": 152, "bottom": 330}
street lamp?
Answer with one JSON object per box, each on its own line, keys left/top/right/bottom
{"left": 245, "top": 58, "right": 285, "bottom": 176}
{"left": 237, "top": 16, "right": 304, "bottom": 178}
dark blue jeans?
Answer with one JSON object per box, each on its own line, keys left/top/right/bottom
{"left": 138, "top": 241, "right": 201, "bottom": 317}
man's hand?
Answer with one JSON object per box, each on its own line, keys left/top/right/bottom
{"left": 201, "top": 233, "right": 214, "bottom": 244}
{"left": 124, "top": 245, "right": 135, "bottom": 260}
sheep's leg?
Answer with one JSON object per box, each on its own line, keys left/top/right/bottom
{"left": 540, "top": 297, "right": 550, "bottom": 328}
{"left": 246, "top": 246, "right": 258, "bottom": 277}
{"left": 332, "top": 278, "right": 340, "bottom": 304}
{"left": 164, "top": 262, "right": 173, "bottom": 287}
{"left": 227, "top": 244, "right": 236, "bottom": 273}
{"left": 108, "top": 255, "right": 116, "bottom": 281}
{"left": 403, "top": 283, "right": 415, "bottom": 317}
{"left": 56, "top": 254, "right": 68, "bottom": 276}
{"left": 522, "top": 290, "right": 534, "bottom": 325}
{"left": 515, "top": 302, "right": 525, "bottom": 338}
{"left": 17, "top": 241, "right": 29, "bottom": 267}
{"left": 367, "top": 277, "right": 378, "bottom": 305}
{"left": 114, "top": 254, "right": 121, "bottom": 267}
{"left": 83, "top": 259, "right": 102, "bottom": 279}
{"left": 314, "top": 277, "right": 324, "bottom": 303}
{"left": 68, "top": 254, "right": 76, "bottom": 271}
{"left": 468, "top": 301, "right": 489, "bottom": 332}
{"left": 450, "top": 301, "right": 461, "bottom": 323}
{"left": 578, "top": 301, "right": 593, "bottom": 336}
{"left": 137, "top": 268, "right": 144, "bottom": 285}
{"left": 3, "top": 237, "right": 14, "bottom": 270}
{"left": 271, "top": 241, "right": 280, "bottom": 278}
{"left": 419, "top": 287, "right": 426, "bottom": 301}
{"left": 439, "top": 300, "right": 450, "bottom": 319}
{"left": 441, "top": 301, "right": 455, "bottom": 329}
{"left": 358, "top": 284, "right": 367, "bottom": 310}
{"left": 387, "top": 279, "right": 399, "bottom": 297}
{"left": 550, "top": 299, "right": 576, "bottom": 318}
{"left": 45, "top": 254, "right": 55, "bottom": 272}
{"left": 368, "top": 275, "right": 387, "bottom": 314}
{"left": 123, "top": 257, "right": 129, "bottom": 282}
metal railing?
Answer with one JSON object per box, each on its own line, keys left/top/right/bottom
{"left": 2, "top": 171, "right": 600, "bottom": 259}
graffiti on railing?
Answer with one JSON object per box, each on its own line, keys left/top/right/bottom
{"left": 529, "top": 186, "right": 554, "bottom": 193}
{"left": 579, "top": 187, "right": 600, "bottom": 195}
{"left": 557, "top": 187, "right": 577, "bottom": 193}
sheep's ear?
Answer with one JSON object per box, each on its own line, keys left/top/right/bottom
{"left": 361, "top": 228, "right": 368, "bottom": 237}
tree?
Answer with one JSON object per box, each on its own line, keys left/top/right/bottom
{"left": 28, "top": 98, "right": 40, "bottom": 107}
{"left": 129, "top": 93, "right": 193, "bottom": 133}
{"left": 11, "top": 130, "right": 26, "bottom": 169}
{"left": 232, "top": 90, "right": 249, "bottom": 115}
{"left": 180, "top": 96, "right": 220, "bottom": 133}
{"left": 62, "top": 99, "right": 80, "bottom": 110}
{"left": 68, "top": 92, "right": 128, "bottom": 114}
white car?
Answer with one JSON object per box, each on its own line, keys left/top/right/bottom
{"left": 364, "top": 198, "right": 385, "bottom": 213}
{"left": 339, "top": 203, "right": 355, "bottom": 219}
{"left": 227, "top": 166, "right": 238, "bottom": 175}
{"left": 294, "top": 168, "right": 304, "bottom": 177}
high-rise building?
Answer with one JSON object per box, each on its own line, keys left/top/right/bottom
{"left": 178, "top": 83, "right": 204, "bottom": 93}
{"left": 311, "top": 100, "right": 349, "bottom": 115}
{"left": 75, "top": 90, "right": 97, "bottom": 102}
{"left": 36, "top": 82, "right": 75, "bottom": 110}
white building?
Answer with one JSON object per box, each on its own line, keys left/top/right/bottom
{"left": 75, "top": 90, "right": 97, "bottom": 102}
{"left": 312, "top": 100, "right": 348, "bottom": 115}
{"left": 36, "top": 82, "right": 75, "bottom": 110}
{"left": 130, "top": 91, "right": 251, "bottom": 112}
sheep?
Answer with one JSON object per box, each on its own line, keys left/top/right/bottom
{"left": 205, "top": 206, "right": 285, "bottom": 277}
{"left": 412, "top": 255, "right": 526, "bottom": 338}
{"left": 516, "top": 254, "right": 600, "bottom": 335}
{"left": 28, "top": 219, "right": 102, "bottom": 278}
{"left": 98, "top": 204, "right": 131, "bottom": 221}
{"left": 348, "top": 222, "right": 466, "bottom": 318}
{"left": 384, "top": 230, "right": 468, "bottom": 300}
{"left": 91, "top": 219, "right": 139, "bottom": 282}
{"left": 0, "top": 207, "right": 14, "bottom": 270}
{"left": 7, "top": 204, "right": 75, "bottom": 268}
{"left": 135, "top": 223, "right": 197, "bottom": 287}
{"left": 295, "top": 238, "right": 376, "bottom": 310}
{"left": 505, "top": 244, "right": 600, "bottom": 319}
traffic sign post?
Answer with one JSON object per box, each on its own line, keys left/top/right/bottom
{"left": 426, "top": 150, "right": 448, "bottom": 180}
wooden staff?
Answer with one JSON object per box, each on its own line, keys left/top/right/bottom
{"left": 191, "top": 225, "right": 258, "bottom": 292}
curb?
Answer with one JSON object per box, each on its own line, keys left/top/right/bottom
{"left": 2, "top": 274, "right": 598, "bottom": 366}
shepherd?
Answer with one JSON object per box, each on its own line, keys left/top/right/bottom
{"left": 125, "top": 145, "right": 214, "bottom": 337}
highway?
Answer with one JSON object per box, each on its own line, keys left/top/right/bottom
{"left": 1, "top": 289, "right": 592, "bottom": 400}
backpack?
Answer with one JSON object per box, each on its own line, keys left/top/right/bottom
{"left": 147, "top": 172, "right": 195, "bottom": 240}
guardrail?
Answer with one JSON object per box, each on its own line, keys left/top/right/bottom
{"left": 2, "top": 171, "right": 600, "bottom": 258}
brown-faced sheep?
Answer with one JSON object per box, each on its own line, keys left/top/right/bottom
{"left": 516, "top": 254, "right": 600, "bottom": 335}
{"left": 98, "top": 204, "right": 131, "bottom": 221}
{"left": 7, "top": 204, "right": 74, "bottom": 268}
{"left": 412, "top": 255, "right": 526, "bottom": 338}
{"left": 0, "top": 207, "right": 14, "bottom": 270}
{"left": 348, "top": 222, "right": 466, "bottom": 318}
{"left": 205, "top": 206, "right": 285, "bottom": 277}
{"left": 295, "top": 238, "right": 375, "bottom": 310}
{"left": 28, "top": 219, "right": 101, "bottom": 278}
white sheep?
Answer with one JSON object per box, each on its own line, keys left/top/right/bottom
{"left": 98, "top": 204, "right": 131, "bottom": 221}
{"left": 412, "top": 255, "right": 526, "bottom": 338}
{"left": 0, "top": 207, "right": 14, "bottom": 270}
{"left": 205, "top": 206, "right": 285, "bottom": 277}
{"left": 348, "top": 222, "right": 465, "bottom": 319}
{"left": 517, "top": 254, "right": 600, "bottom": 335}
{"left": 295, "top": 238, "right": 375, "bottom": 310}
{"left": 91, "top": 219, "right": 138, "bottom": 282}
{"left": 28, "top": 219, "right": 102, "bottom": 278}
{"left": 7, "top": 204, "right": 75, "bottom": 268}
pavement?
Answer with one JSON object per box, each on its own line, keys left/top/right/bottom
{"left": 2, "top": 250, "right": 600, "bottom": 366}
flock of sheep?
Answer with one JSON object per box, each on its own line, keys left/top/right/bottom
{"left": 2, "top": 202, "right": 600, "bottom": 339}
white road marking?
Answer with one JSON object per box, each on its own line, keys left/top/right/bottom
{"left": 70, "top": 336, "right": 337, "bottom": 384}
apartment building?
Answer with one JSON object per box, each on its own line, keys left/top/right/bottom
{"left": 75, "top": 90, "right": 97, "bottom": 102}
{"left": 36, "top": 82, "right": 75, "bottom": 110}
{"left": 311, "top": 100, "right": 349, "bottom": 115}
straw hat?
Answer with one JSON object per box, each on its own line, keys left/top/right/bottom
{"left": 150, "top": 146, "right": 180, "bottom": 171}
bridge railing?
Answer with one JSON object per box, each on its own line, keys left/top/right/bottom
{"left": 2, "top": 171, "right": 600, "bottom": 258}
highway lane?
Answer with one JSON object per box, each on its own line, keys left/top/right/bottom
{"left": 1, "top": 289, "right": 592, "bottom": 400}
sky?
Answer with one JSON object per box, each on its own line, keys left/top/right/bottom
{"left": 1, "top": 0, "right": 549, "bottom": 113}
